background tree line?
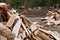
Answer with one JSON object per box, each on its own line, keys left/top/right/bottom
{"left": 0, "top": 0, "right": 60, "bottom": 8}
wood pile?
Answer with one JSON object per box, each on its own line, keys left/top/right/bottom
{"left": 0, "top": 3, "right": 60, "bottom": 40}
{"left": 41, "top": 9, "right": 60, "bottom": 26}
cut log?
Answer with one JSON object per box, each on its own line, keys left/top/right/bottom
{"left": 36, "top": 36, "right": 43, "bottom": 40}
{"left": 38, "top": 28, "right": 51, "bottom": 34}
{"left": 0, "top": 35, "right": 7, "bottom": 40}
{"left": 0, "top": 23, "right": 11, "bottom": 32}
{"left": 37, "top": 31, "right": 52, "bottom": 40}
{"left": 0, "top": 3, "right": 8, "bottom": 11}
{"left": 0, "top": 23, "right": 14, "bottom": 40}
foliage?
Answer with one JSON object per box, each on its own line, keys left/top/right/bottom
{"left": 44, "top": 0, "right": 53, "bottom": 6}
{"left": 0, "top": 0, "right": 60, "bottom": 7}
{"left": 10, "top": 0, "right": 23, "bottom": 6}
{"left": 30, "top": 0, "right": 43, "bottom": 7}
{"left": 30, "top": 0, "right": 55, "bottom": 7}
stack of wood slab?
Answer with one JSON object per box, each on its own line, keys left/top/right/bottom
{"left": 0, "top": 12, "right": 60, "bottom": 40}
{"left": 41, "top": 9, "right": 60, "bottom": 26}
{"left": 0, "top": 3, "right": 60, "bottom": 40}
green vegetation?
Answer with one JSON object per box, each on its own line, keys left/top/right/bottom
{"left": 0, "top": 0, "right": 60, "bottom": 8}
{"left": 10, "top": 0, "right": 23, "bottom": 6}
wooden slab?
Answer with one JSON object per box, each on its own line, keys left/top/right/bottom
{"left": 22, "top": 23, "right": 29, "bottom": 35}
{"left": 12, "top": 19, "right": 22, "bottom": 37}
{"left": 6, "top": 15, "right": 16, "bottom": 27}
{"left": 50, "top": 31, "right": 60, "bottom": 40}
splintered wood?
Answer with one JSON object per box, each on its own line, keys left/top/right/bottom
{"left": 0, "top": 3, "right": 60, "bottom": 40}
